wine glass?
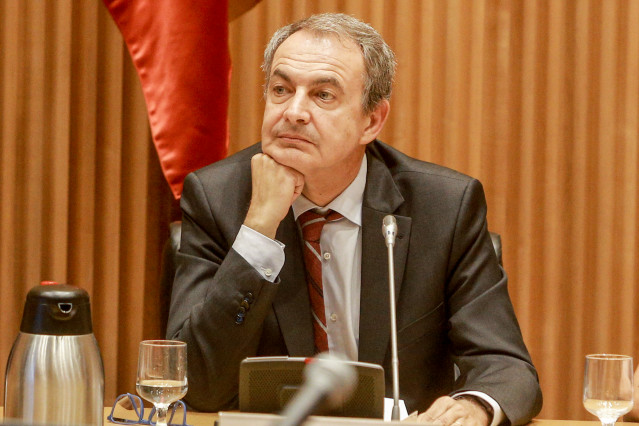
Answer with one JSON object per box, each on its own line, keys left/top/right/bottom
{"left": 583, "top": 354, "right": 634, "bottom": 426}
{"left": 136, "top": 340, "right": 188, "bottom": 426}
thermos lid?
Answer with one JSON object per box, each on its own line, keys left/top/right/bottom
{"left": 20, "top": 282, "right": 94, "bottom": 335}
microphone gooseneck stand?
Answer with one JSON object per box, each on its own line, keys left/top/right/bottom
{"left": 382, "top": 215, "right": 401, "bottom": 421}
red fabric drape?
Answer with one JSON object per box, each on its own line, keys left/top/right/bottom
{"left": 102, "top": 0, "right": 230, "bottom": 199}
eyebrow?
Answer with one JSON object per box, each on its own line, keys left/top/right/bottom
{"left": 271, "top": 69, "right": 344, "bottom": 93}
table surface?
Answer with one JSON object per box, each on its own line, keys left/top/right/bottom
{"left": 1, "top": 407, "right": 636, "bottom": 425}
{"left": 109, "top": 408, "right": 636, "bottom": 426}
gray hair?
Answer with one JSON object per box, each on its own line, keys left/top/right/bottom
{"left": 262, "top": 13, "right": 396, "bottom": 114}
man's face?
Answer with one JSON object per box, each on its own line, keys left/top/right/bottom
{"left": 261, "top": 30, "right": 375, "bottom": 182}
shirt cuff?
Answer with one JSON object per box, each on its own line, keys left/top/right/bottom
{"left": 232, "top": 225, "right": 285, "bottom": 282}
{"left": 453, "top": 391, "right": 505, "bottom": 426}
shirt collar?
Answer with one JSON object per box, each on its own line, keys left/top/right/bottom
{"left": 292, "top": 155, "right": 367, "bottom": 226}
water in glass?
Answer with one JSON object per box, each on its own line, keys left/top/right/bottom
{"left": 137, "top": 340, "right": 188, "bottom": 426}
{"left": 583, "top": 354, "right": 633, "bottom": 426}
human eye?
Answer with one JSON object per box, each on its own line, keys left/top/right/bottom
{"left": 316, "top": 90, "right": 335, "bottom": 102}
{"left": 271, "top": 84, "right": 289, "bottom": 96}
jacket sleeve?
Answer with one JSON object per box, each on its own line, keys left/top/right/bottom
{"left": 445, "top": 179, "right": 543, "bottom": 425}
{"left": 166, "top": 171, "right": 280, "bottom": 412}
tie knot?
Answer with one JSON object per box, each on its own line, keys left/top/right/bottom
{"left": 298, "top": 209, "right": 343, "bottom": 243}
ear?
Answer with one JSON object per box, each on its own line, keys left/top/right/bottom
{"left": 359, "top": 99, "right": 390, "bottom": 146}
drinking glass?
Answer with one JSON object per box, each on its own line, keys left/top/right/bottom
{"left": 583, "top": 354, "right": 634, "bottom": 426}
{"left": 136, "top": 340, "right": 188, "bottom": 426}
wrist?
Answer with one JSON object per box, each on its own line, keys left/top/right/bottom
{"left": 243, "top": 217, "right": 278, "bottom": 240}
{"left": 244, "top": 209, "right": 280, "bottom": 240}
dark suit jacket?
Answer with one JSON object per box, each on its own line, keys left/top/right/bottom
{"left": 167, "top": 140, "right": 542, "bottom": 424}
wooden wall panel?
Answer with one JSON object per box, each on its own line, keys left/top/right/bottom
{"left": 0, "top": 0, "right": 175, "bottom": 406}
{"left": 228, "top": 0, "right": 639, "bottom": 420}
{"left": 1, "top": 0, "right": 638, "bottom": 421}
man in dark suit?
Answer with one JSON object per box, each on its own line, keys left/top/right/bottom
{"left": 167, "top": 13, "right": 542, "bottom": 425}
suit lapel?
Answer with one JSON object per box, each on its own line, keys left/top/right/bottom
{"left": 358, "top": 152, "right": 411, "bottom": 365}
{"left": 272, "top": 209, "right": 315, "bottom": 356}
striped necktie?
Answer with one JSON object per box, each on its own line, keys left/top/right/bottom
{"left": 298, "top": 209, "right": 344, "bottom": 353}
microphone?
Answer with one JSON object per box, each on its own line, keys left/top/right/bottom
{"left": 382, "top": 215, "right": 398, "bottom": 247}
{"left": 276, "top": 353, "right": 357, "bottom": 426}
{"left": 382, "top": 214, "right": 401, "bottom": 420}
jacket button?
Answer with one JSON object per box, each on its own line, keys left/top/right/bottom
{"left": 241, "top": 299, "right": 250, "bottom": 310}
{"left": 235, "top": 306, "right": 247, "bottom": 325}
{"left": 246, "top": 292, "right": 254, "bottom": 304}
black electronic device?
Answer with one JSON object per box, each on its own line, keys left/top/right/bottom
{"left": 238, "top": 356, "right": 385, "bottom": 419}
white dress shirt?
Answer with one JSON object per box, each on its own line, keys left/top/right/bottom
{"left": 231, "top": 156, "right": 504, "bottom": 425}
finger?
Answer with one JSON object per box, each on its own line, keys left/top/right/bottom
{"left": 453, "top": 398, "right": 491, "bottom": 426}
{"left": 290, "top": 169, "right": 305, "bottom": 200}
{"left": 417, "top": 410, "right": 463, "bottom": 426}
{"left": 252, "top": 153, "right": 305, "bottom": 202}
{"left": 418, "top": 396, "right": 457, "bottom": 423}
{"left": 416, "top": 411, "right": 443, "bottom": 424}
{"left": 418, "top": 397, "right": 476, "bottom": 426}
{"left": 251, "top": 153, "right": 298, "bottom": 181}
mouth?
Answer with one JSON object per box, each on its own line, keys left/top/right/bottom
{"left": 277, "top": 133, "right": 313, "bottom": 144}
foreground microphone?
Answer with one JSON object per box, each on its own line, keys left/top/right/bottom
{"left": 276, "top": 353, "right": 357, "bottom": 426}
{"left": 382, "top": 215, "right": 401, "bottom": 420}
{"left": 383, "top": 215, "right": 398, "bottom": 247}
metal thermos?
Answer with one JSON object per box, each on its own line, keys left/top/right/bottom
{"left": 4, "top": 282, "right": 105, "bottom": 425}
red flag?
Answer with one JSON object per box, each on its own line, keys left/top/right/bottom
{"left": 103, "top": 0, "right": 230, "bottom": 199}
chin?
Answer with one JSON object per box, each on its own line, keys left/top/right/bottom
{"left": 265, "top": 145, "right": 311, "bottom": 174}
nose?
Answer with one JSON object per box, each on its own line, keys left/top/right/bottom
{"left": 283, "top": 91, "right": 311, "bottom": 124}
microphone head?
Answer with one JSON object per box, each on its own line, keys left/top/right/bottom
{"left": 383, "top": 215, "right": 396, "bottom": 228}
{"left": 305, "top": 352, "right": 357, "bottom": 407}
{"left": 382, "top": 215, "right": 398, "bottom": 247}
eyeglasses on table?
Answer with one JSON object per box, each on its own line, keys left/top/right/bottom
{"left": 107, "top": 393, "right": 191, "bottom": 426}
